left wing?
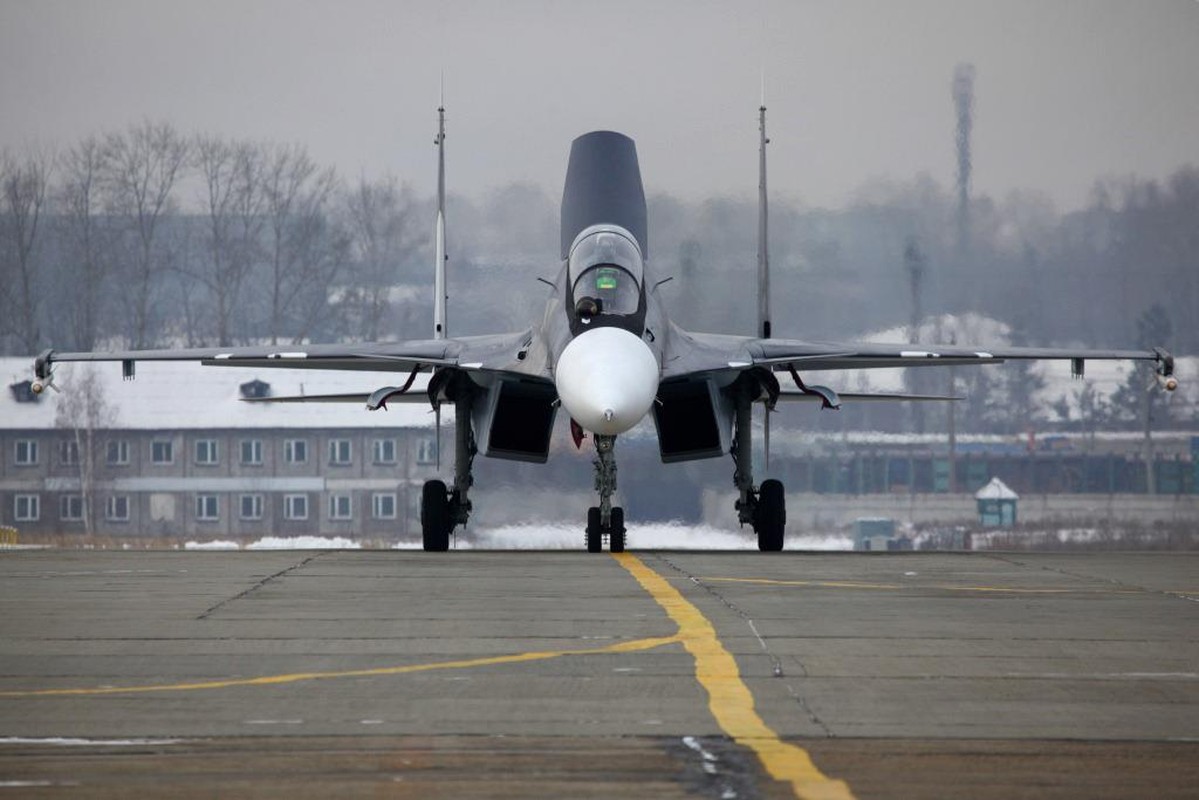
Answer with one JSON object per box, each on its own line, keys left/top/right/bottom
{"left": 662, "top": 329, "right": 1177, "bottom": 392}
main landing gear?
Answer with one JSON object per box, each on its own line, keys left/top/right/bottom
{"left": 732, "top": 384, "right": 786, "bottom": 551}
{"left": 585, "top": 434, "right": 626, "bottom": 553}
{"left": 420, "top": 391, "right": 475, "bottom": 552}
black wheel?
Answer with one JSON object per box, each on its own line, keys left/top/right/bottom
{"left": 755, "top": 479, "right": 785, "bottom": 552}
{"left": 586, "top": 507, "right": 603, "bottom": 553}
{"left": 609, "top": 507, "right": 625, "bottom": 553}
{"left": 421, "top": 480, "right": 451, "bottom": 552}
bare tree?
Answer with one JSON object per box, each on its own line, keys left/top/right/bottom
{"left": 58, "top": 136, "right": 111, "bottom": 350}
{"left": 101, "top": 121, "right": 189, "bottom": 348}
{"left": 342, "top": 175, "right": 423, "bottom": 341}
{"left": 261, "top": 143, "right": 342, "bottom": 344}
{"left": 192, "top": 136, "right": 265, "bottom": 345}
{"left": 0, "top": 147, "right": 53, "bottom": 353}
{"left": 54, "top": 366, "right": 116, "bottom": 538}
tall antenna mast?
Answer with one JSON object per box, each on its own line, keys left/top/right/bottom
{"left": 952, "top": 63, "right": 974, "bottom": 272}
{"left": 433, "top": 91, "right": 448, "bottom": 339}
{"left": 757, "top": 96, "right": 773, "bottom": 469}
{"left": 757, "top": 100, "right": 771, "bottom": 340}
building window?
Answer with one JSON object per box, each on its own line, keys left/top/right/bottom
{"left": 14, "top": 494, "right": 40, "bottom": 522}
{"left": 195, "top": 495, "right": 219, "bottom": 521}
{"left": 284, "top": 439, "right": 308, "bottom": 464}
{"left": 195, "top": 439, "right": 219, "bottom": 465}
{"left": 106, "top": 440, "right": 130, "bottom": 465}
{"left": 59, "top": 440, "right": 79, "bottom": 466}
{"left": 328, "top": 439, "right": 352, "bottom": 466}
{"left": 106, "top": 495, "right": 130, "bottom": 522}
{"left": 416, "top": 438, "right": 438, "bottom": 465}
{"left": 151, "top": 440, "right": 174, "bottom": 464}
{"left": 239, "top": 494, "right": 263, "bottom": 520}
{"left": 372, "top": 438, "right": 397, "bottom": 465}
{"left": 329, "top": 494, "right": 352, "bottom": 521}
{"left": 240, "top": 440, "right": 263, "bottom": 466}
{"left": 281, "top": 494, "right": 306, "bottom": 520}
{"left": 15, "top": 440, "right": 38, "bottom": 466}
{"left": 284, "top": 494, "right": 308, "bottom": 520}
{"left": 372, "top": 493, "right": 396, "bottom": 519}
{"left": 60, "top": 494, "right": 85, "bottom": 521}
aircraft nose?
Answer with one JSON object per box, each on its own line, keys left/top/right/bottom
{"left": 555, "top": 327, "right": 658, "bottom": 436}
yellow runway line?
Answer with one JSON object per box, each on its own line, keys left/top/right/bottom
{"left": 0, "top": 634, "right": 680, "bottom": 698}
{"left": 614, "top": 553, "right": 855, "bottom": 800}
{"left": 700, "top": 576, "right": 1144, "bottom": 595}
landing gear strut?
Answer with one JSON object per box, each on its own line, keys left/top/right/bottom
{"left": 732, "top": 384, "right": 785, "bottom": 551}
{"left": 421, "top": 390, "right": 475, "bottom": 551}
{"left": 585, "top": 434, "right": 626, "bottom": 552}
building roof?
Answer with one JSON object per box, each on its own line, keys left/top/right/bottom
{"left": 1, "top": 358, "right": 440, "bottom": 431}
{"left": 975, "top": 476, "right": 1019, "bottom": 501}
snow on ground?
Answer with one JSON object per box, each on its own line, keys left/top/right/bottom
{"left": 184, "top": 536, "right": 361, "bottom": 550}
{"left": 179, "top": 526, "right": 855, "bottom": 551}
{"left": 0, "top": 738, "right": 181, "bottom": 746}
{"left": 970, "top": 528, "right": 1104, "bottom": 549}
{"left": 247, "top": 536, "right": 360, "bottom": 550}
{"left": 453, "top": 522, "right": 853, "bottom": 551}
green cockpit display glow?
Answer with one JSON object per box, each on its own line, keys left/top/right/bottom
{"left": 595, "top": 268, "right": 619, "bottom": 291}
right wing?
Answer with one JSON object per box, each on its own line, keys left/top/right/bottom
{"left": 663, "top": 328, "right": 1175, "bottom": 386}
{"left": 32, "top": 331, "right": 545, "bottom": 405}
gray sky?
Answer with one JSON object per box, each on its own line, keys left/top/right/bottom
{"left": 2, "top": 0, "right": 1196, "bottom": 210}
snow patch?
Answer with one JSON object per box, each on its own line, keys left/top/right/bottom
{"left": 0, "top": 737, "right": 181, "bottom": 746}
{"left": 246, "top": 536, "right": 360, "bottom": 550}
{"left": 184, "top": 540, "right": 240, "bottom": 551}
{"left": 185, "top": 536, "right": 361, "bottom": 551}
{"left": 451, "top": 522, "right": 853, "bottom": 551}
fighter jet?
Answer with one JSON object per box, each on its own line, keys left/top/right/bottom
{"left": 31, "top": 106, "right": 1177, "bottom": 552}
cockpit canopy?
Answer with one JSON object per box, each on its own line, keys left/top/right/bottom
{"left": 568, "top": 225, "right": 644, "bottom": 316}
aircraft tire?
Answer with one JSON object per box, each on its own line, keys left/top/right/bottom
{"left": 421, "top": 480, "right": 451, "bottom": 552}
{"left": 609, "top": 507, "right": 625, "bottom": 553}
{"left": 586, "top": 507, "right": 603, "bottom": 553}
{"left": 756, "top": 479, "right": 785, "bottom": 552}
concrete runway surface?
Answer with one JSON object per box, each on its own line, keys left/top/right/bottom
{"left": 0, "top": 548, "right": 1195, "bottom": 799}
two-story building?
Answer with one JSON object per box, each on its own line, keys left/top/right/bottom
{"left": 0, "top": 358, "right": 442, "bottom": 541}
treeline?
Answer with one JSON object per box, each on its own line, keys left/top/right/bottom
{"left": 646, "top": 171, "right": 1197, "bottom": 353}
{"left": 2, "top": 121, "right": 1195, "bottom": 432}
{"left": 0, "top": 121, "right": 432, "bottom": 354}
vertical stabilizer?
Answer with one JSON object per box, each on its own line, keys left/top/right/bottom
{"left": 560, "top": 132, "right": 647, "bottom": 259}
{"left": 757, "top": 104, "right": 771, "bottom": 340}
{"left": 433, "top": 102, "right": 448, "bottom": 339}
{"left": 758, "top": 103, "right": 773, "bottom": 468}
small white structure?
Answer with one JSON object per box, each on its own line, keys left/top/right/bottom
{"left": 975, "top": 477, "right": 1018, "bottom": 526}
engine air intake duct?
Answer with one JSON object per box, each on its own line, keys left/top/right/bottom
{"left": 476, "top": 379, "right": 559, "bottom": 463}
{"left": 652, "top": 378, "right": 729, "bottom": 463}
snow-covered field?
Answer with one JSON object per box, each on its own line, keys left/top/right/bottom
{"left": 185, "top": 536, "right": 361, "bottom": 550}
{"left": 457, "top": 522, "right": 853, "bottom": 550}
{"left": 182, "top": 526, "right": 853, "bottom": 551}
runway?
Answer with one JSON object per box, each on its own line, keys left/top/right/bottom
{"left": 0, "top": 549, "right": 1195, "bottom": 798}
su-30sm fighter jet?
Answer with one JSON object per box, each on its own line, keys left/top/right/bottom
{"left": 31, "top": 107, "right": 1177, "bottom": 552}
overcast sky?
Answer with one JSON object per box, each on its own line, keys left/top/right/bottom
{"left": 2, "top": 0, "right": 1196, "bottom": 211}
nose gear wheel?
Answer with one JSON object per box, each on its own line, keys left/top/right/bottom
{"left": 584, "top": 435, "right": 626, "bottom": 552}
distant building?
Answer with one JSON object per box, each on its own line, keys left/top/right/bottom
{"left": 975, "top": 477, "right": 1018, "bottom": 526}
{"left": 0, "top": 358, "right": 442, "bottom": 540}
{"left": 853, "top": 517, "right": 912, "bottom": 551}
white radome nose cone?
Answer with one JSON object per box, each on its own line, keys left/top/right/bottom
{"left": 555, "top": 327, "right": 659, "bottom": 435}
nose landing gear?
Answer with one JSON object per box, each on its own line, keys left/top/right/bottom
{"left": 585, "top": 434, "right": 626, "bottom": 552}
